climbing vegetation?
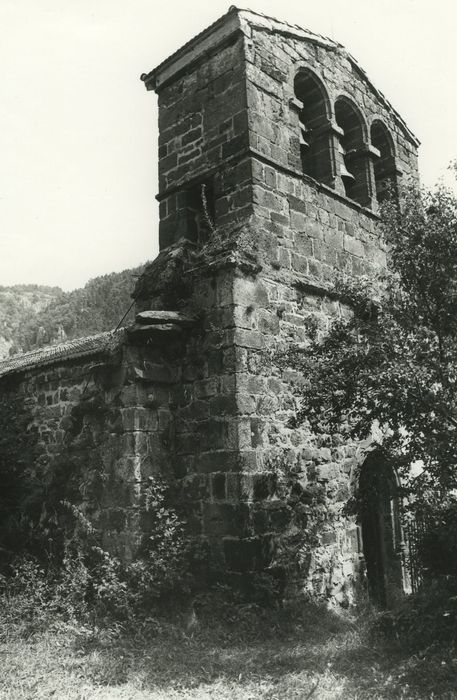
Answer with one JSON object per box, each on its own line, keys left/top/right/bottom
{"left": 287, "top": 180, "right": 457, "bottom": 640}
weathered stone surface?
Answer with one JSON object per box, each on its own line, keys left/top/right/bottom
{"left": 0, "top": 9, "right": 419, "bottom": 608}
{"left": 135, "top": 310, "right": 196, "bottom": 326}
{"left": 128, "top": 323, "right": 184, "bottom": 337}
{"left": 136, "top": 7, "right": 417, "bottom": 606}
{"left": 0, "top": 344, "right": 178, "bottom": 562}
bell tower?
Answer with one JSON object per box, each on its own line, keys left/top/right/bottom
{"left": 141, "top": 8, "right": 252, "bottom": 252}
{"left": 137, "top": 7, "right": 419, "bottom": 602}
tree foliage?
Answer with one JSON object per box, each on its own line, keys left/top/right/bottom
{"left": 289, "top": 184, "right": 457, "bottom": 514}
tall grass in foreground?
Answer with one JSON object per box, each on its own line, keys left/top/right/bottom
{"left": 1, "top": 562, "right": 457, "bottom": 700}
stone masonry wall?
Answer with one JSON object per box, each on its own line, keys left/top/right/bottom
{"left": 0, "top": 333, "right": 182, "bottom": 562}
{"left": 140, "top": 9, "right": 420, "bottom": 604}
{"left": 0, "top": 10, "right": 420, "bottom": 607}
{"left": 157, "top": 32, "right": 252, "bottom": 249}
{"left": 145, "top": 28, "right": 267, "bottom": 588}
{"left": 217, "top": 24, "right": 419, "bottom": 603}
{"left": 243, "top": 24, "right": 418, "bottom": 190}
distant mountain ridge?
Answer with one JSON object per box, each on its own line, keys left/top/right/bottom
{"left": 0, "top": 267, "right": 144, "bottom": 360}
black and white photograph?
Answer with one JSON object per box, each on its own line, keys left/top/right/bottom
{"left": 0, "top": 1, "right": 456, "bottom": 697}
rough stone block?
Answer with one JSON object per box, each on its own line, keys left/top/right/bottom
{"left": 256, "top": 394, "right": 279, "bottom": 415}
{"left": 194, "top": 378, "right": 218, "bottom": 399}
{"left": 211, "top": 472, "right": 226, "bottom": 500}
{"left": 232, "top": 329, "right": 266, "bottom": 350}
{"left": 203, "top": 502, "right": 251, "bottom": 537}
{"left": 209, "top": 394, "right": 238, "bottom": 416}
{"left": 236, "top": 393, "right": 256, "bottom": 415}
{"left": 200, "top": 418, "right": 237, "bottom": 451}
{"left": 290, "top": 210, "right": 307, "bottom": 231}
{"left": 197, "top": 450, "right": 240, "bottom": 473}
{"left": 252, "top": 472, "right": 277, "bottom": 500}
{"left": 182, "top": 473, "right": 211, "bottom": 501}
{"left": 121, "top": 407, "right": 158, "bottom": 432}
{"left": 222, "top": 134, "right": 248, "bottom": 159}
{"left": 250, "top": 418, "right": 266, "bottom": 448}
{"left": 225, "top": 473, "right": 241, "bottom": 501}
{"left": 269, "top": 503, "right": 293, "bottom": 530}
{"left": 223, "top": 534, "right": 273, "bottom": 572}
{"left": 291, "top": 253, "right": 308, "bottom": 274}
{"left": 172, "top": 454, "right": 194, "bottom": 479}
{"left": 344, "top": 235, "right": 365, "bottom": 258}
{"left": 278, "top": 247, "right": 291, "bottom": 269}
{"left": 257, "top": 310, "right": 280, "bottom": 335}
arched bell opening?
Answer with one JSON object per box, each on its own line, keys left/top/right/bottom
{"left": 335, "top": 97, "right": 371, "bottom": 207}
{"left": 371, "top": 120, "right": 398, "bottom": 204}
{"left": 358, "top": 452, "right": 405, "bottom": 607}
{"left": 293, "top": 70, "right": 334, "bottom": 187}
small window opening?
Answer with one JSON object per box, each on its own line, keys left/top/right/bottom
{"left": 371, "top": 121, "right": 397, "bottom": 204}
{"left": 335, "top": 98, "right": 369, "bottom": 206}
{"left": 294, "top": 71, "right": 333, "bottom": 186}
{"left": 185, "top": 181, "right": 216, "bottom": 244}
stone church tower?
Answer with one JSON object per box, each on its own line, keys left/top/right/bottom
{"left": 134, "top": 8, "right": 419, "bottom": 603}
{"left": 0, "top": 8, "right": 419, "bottom": 607}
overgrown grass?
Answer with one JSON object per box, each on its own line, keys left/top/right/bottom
{"left": 1, "top": 589, "right": 457, "bottom": 699}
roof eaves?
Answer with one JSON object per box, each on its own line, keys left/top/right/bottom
{"left": 0, "top": 329, "right": 125, "bottom": 381}
{"left": 141, "top": 6, "right": 243, "bottom": 91}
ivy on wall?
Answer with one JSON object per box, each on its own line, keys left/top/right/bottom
{"left": 0, "top": 382, "right": 39, "bottom": 558}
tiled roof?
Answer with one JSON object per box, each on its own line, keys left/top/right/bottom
{"left": 0, "top": 329, "right": 125, "bottom": 380}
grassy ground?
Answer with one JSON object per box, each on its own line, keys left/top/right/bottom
{"left": 1, "top": 596, "right": 456, "bottom": 699}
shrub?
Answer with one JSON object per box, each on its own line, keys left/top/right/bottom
{"left": 0, "top": 476, "right": 191, "bottom": 631}
{"left": 375, "top": 576, "right": 457, "bottom": 652}
{"left": 415, "top": 500, "right": 457, "bottom": 578}
{"left": 375, "top": 499, "right": 457, "bottom": 651}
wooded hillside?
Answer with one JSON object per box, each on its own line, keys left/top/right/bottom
{"left": 0, "top": 266, "right": 144, "bottom": 359}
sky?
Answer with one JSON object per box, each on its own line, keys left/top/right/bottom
{"left": 1, "top": 0, "right": 456, "bottom": 291}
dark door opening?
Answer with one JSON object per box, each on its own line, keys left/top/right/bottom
{"left": 358, "top": 452, "right": 405, "bottom": 607}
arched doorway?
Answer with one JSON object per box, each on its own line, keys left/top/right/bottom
{"left": 358, "top": 452, "right": 405, "bottom": 607}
